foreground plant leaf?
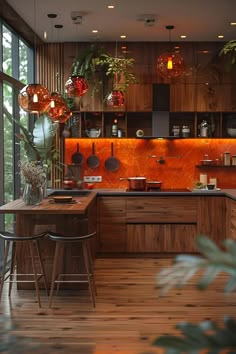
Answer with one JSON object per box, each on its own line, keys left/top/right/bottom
{"left": 152, "top": 317, "right": 236, "bottom": 353}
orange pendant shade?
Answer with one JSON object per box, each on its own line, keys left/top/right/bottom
{"left": 65, "top": 76, "right": 88, "bottom": 97}
{"left": 46, "top": 92, "right": 72, "bottom": 123}
{"left": 106, "top": 90, "right": 125, "bottom": 107}
{"left": 18, "top": 84, "right": 51, "bottom": 114}
{"left": 157, "top": 52, "right": 184, "bottom": 78}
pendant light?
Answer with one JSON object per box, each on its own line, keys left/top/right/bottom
{"left": 45, "top": 24, "right": 72, "bottom": 123}
{"left": 157, "top": 25, "right": 184, "bottom": 79}
{"left": 64, "top": 23, "right": 88, "bottom": 98}
{"left": 18, "top": 0, "right": 51, "bottom": 114}
{"left": 106, "top": 42, "right": 125, "bottom": 108}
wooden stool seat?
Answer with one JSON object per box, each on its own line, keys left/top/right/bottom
{"left": 0, "top": 231, "right": 48, "bottom": 307}
{"left": 47, "top": 230, "right": 96, "bottom": 308}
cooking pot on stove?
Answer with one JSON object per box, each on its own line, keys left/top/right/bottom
{"left": 146, "top": 181, "right": 162, "bottom": 190}
{"left": 120, "top": 177, "right": 146, "bottom": 191}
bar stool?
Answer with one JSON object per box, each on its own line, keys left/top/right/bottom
{"left": 0, "top": 231, "right": 48, "bottom": 307}
{"left": 47, "top": 230, "right": 96, "bottom": 308}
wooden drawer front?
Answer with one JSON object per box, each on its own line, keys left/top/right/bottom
{"left": 229, "top": 200, "right": 236, "bottom": 239}
{"left": 98, "top": 197, "right": 126, "bottom": 219}
{"left": 126, "top": 197, "right": 197, "bottom": 223}
{"left": 98, "top": 224, "right": 126, "bottom": 252}
{"left": 126, "top": 224, "right": 197, "bottom": 253}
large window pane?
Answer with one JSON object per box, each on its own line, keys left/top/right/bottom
{"left": 19, "top": 40, "right": 28, "bottom": 84}
{"left": 2, "top": 25, "right": 12, "bottom": 76}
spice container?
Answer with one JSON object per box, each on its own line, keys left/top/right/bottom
{"left": 200, "top": 120, "right": 209, "bottom": 137}
{"left": 182, "top": 125, "right": 190, "bottom": 138}
{"left": 224, "top": 152, "right": 231, "bottom": 166}
{"left": 172, "top": 125, "right": 180, "bottom": 137}
{"left": 232, "top": 155, "right": 236, "bottom": 166}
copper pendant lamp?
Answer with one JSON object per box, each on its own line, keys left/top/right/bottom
{"left": 157, "top": 25, "right": 184, "bottom": 79}
{"left": 18, "top": 0, "right": 51, "bottom": 115}
{"left": 106, "top": 90, "right": 125, "bottom": 108}
{"left": 46, "top": 91, "right": 72, "bottom": 123}
{"left": 65, "top": 76, "right": 88, "bottom": 98}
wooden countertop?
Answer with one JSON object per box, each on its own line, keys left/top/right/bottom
{"left": 0, "top": 191, "right": 97, "bottom": 214}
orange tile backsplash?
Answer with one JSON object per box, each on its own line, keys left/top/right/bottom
{"left": 64, "top": 138, "right": 236, "bottom": 189}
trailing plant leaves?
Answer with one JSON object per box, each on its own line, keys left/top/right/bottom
{"left": 157, "top": 235, "right": 236, "bottom": 294}
{"left": 219, "top": 40, "right": 236, "bottom": 64}
{"left": 152, "top": 317, "right": 236, "bottom": 353}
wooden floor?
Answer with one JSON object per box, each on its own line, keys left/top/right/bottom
{"left": 1, "top": 257, "right": 236, "bottom": 353}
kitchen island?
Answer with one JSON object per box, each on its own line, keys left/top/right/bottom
{"left": 0, "top": 191, "right": 97, "bottom": 289}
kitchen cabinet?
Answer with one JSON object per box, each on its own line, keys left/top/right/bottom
{"left": 126, "top": 84, "right": 152, "bottom": 111}
{"left": 227, "top": 198, "right": 236, "bottom": 240}
{"left": 97, "top": 197, "right": 126, "bottom": 252}
{"left": 196, "top": 196, "right": 227, "bottom": 244}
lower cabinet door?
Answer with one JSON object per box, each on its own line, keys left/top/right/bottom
{"left": 98, "top": 223, "right": 127, "bottom": 253}
{"left": 126, "top": 224, "right": 197, "bottom": 253}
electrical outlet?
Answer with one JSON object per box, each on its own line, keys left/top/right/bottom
{"left": 84, "top": 176, "right": 102, "bottom": 183}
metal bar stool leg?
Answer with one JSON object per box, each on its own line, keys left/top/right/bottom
{"left": 35, "top": 240, "right": 49, "bottom": 296}
{"left": 0, "top": 241, "right": 10, "bottom": 300}
{"left": 8, "top": 242, "right": 16, "bottom": 297}
{"left": 29, "top": 241, "right": 41, "bottom": 308}
{"left": 56, "top": 244, "right": 65, "bottom": 296}
{"left": 82, "top": 242, "right": 96, "bottom": 307}
{"left": 49, "top": 242, "right": 62, "bottom": 308}
{"left": 86, "top": 241, "right": 97, "bottom": 295}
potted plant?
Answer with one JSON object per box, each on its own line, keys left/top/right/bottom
{"left": 152, "top": 235, "right": 236, "bottom": 352}
{"left": 70, "top": 43, "right": 137, "bottom": 99}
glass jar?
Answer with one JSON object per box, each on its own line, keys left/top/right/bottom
{"left": 23, "top": 183, "right": 43, "bottom": 205}
{"left": 172, "top": 125, "right": 180, "bottom": 137}
{"left": 200, "top": 120, "right": 209, "bottom": 137}
{"left": 182, "top": 125, "right": 190, "bottom": 138}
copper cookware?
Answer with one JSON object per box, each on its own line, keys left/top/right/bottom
{"left": 120, "top": 177, "right": 146, "bottom": 191}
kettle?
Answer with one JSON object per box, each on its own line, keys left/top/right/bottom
{"left": 86, "top": 128, "right": 101, "bottom": 138}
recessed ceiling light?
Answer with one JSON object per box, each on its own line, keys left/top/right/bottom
{"left": 43, "top": 31, "right": 47, "bottom": 39}
{"left": 230, "top": 22, "right": 236, "bottom": 26}
{"left": 180, "top": 35, "right": 187, "bottom": 39}
{"left": 92, "top": 30, "right": 98, "bottom": 33}
{"left": 218, "top": 35, "right": 224, "bottom": 39}
{"left": 107, "top": 5, "right": 114, "bottom": 9}
{"left": 121, "top": 46, "right": 127, "bottom": 49}
{"left": 120, "top": 35, "right": 126, "bottom": 39}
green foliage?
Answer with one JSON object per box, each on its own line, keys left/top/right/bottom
{"left": 71, "top": 44, "right": 137, "bottom": 97}
{"left": 152, "top": 317, "right": 236, "bottom": 353}
{"left": 0, "top": 315, "right": 37, "bottom": 352}
{"left": 219, "top": 40, "right": 236, "bottom": 64}
{"left": 153, "top": 235, "right": 236, "bottom": 353}
{"left": 157, "top": 235, "right": 236, "bottom": 294}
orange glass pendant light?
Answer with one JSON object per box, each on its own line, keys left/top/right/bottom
{"left": 46, "top": 92, "right": 72, "bottom": 123}
{"left": 18, "top": 84, "right": 51, "bottom": 114}
{"left": 106, "top": 90, "right": 124, "bottom": 107}
{"left": 157, "top": 25, "right": 184, "bottom": 79}
{"left": 65, "top": 76, "right": 88, "bottom": 98}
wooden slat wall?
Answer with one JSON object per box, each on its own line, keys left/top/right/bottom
{"left": 37, "top": 43, "right": 65, "bottom": 188}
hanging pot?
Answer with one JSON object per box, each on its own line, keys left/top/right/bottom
{"left": 120, "top": 177, "right": 146, "bottom": 191}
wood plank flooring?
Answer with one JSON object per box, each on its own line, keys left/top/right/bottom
{"left": 1, "top": 257, "right": 236, "bottom": 353}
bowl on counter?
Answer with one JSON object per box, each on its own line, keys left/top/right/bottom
{"left": 200, "top": 159, "right": 214, "bottom": 165}
{"left": 146, "top": 181, "right": 162, "bottom": 190}
{"left": 207, "top": 184, "right": 215, "bottom": 190}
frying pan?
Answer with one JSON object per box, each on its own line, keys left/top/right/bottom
{"left": 87, "top": 142, "right": 100, "bottom": 169}
{"left": 104, "top": 142, "right": 120, "bottom": 172}
{"left": 71, "top": 143, "right": 84, "bottom": 165}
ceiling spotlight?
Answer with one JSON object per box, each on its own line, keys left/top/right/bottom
{"left": 120, "top": 35, "right": 126, "bottom": 39}
{"left": 144, "top": 18, "right": 156, "bottom": 27}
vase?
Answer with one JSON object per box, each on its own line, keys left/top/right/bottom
{"left": 22, "top": 183, "right": 43, "bottom": 205}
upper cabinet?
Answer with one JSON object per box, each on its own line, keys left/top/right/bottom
{"left": 126, "top": 84, "right": 152, "bottom": 111}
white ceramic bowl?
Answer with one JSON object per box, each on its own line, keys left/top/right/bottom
{"left": 227, "top": 128, "right": 236, "bottom": 137}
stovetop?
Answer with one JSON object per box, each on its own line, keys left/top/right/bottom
{"left": 126, "top": 188, "right": 191, "bottom": 192}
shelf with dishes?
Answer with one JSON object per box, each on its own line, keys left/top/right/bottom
{"left": 64, "top": 111, "right": 236, "bottom": 139}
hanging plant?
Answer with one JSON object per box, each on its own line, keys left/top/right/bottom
{"left": 219, "top": 40, "right": 236, "bottom": 64}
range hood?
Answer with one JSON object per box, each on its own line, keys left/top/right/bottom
{"left": 151, "top": 84, "right": 171, "bottom": 138}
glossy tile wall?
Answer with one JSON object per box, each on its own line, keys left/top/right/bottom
{"left": 64, "top": 139, "right": 236, "bottom": 189}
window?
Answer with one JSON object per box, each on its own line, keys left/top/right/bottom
{"left": 0, "top": 19, "right": 34, "bottom": 269}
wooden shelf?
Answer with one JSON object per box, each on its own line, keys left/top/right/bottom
{"left": 195, "top": 165, "right": 236, "bottom": 168}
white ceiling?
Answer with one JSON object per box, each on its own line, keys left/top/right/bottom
{"left": 6, "top": 0, "right": 236, "bottom": 42}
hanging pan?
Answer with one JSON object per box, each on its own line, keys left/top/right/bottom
{"left": 104, "top": 142, "right": 120, "bottom": 172}
{"left": 71, "top": 143, "right": 84, "bottom": 165}
{"left": 87, "top": 142, "right": 100, "bottom": 169}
